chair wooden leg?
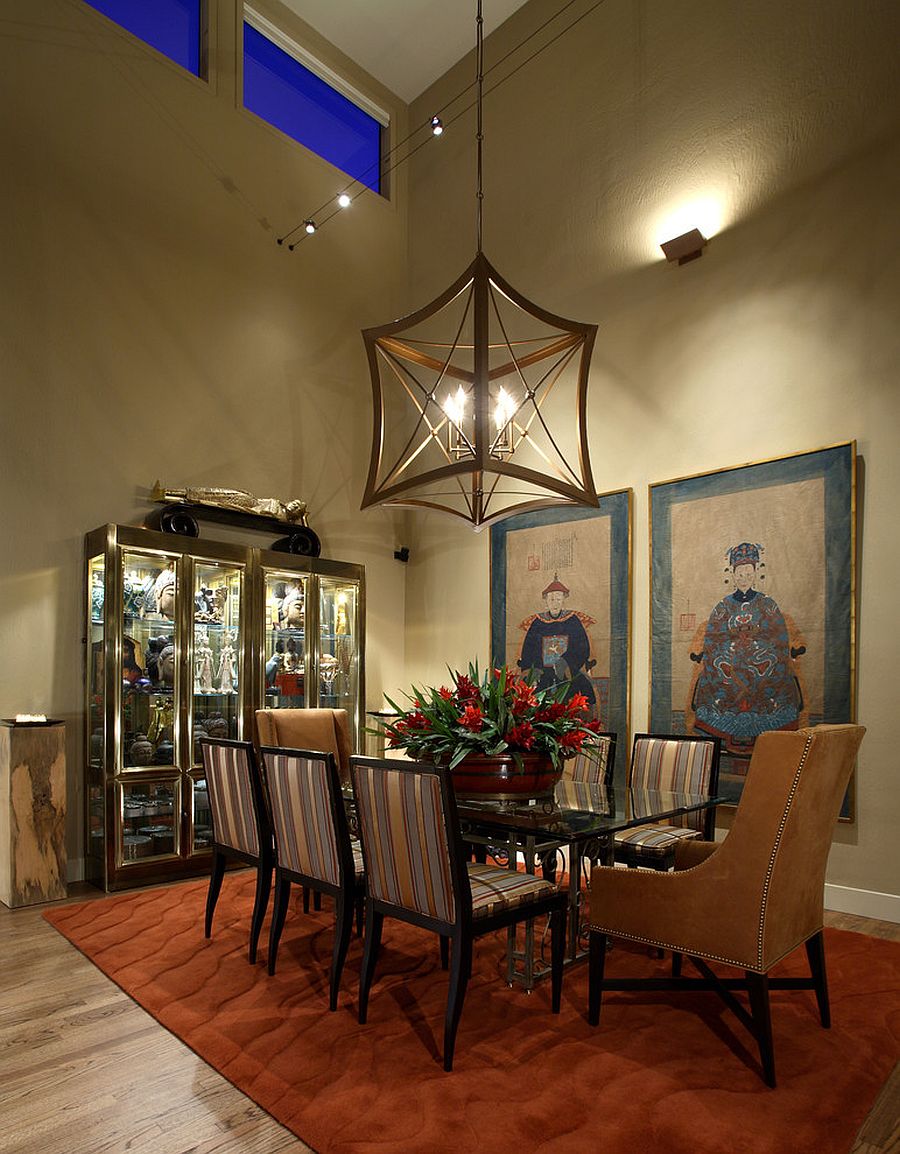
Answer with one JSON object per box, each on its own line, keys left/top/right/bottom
{"left": 746, "top": 970, "right": 776, "bottom": 1088}
{"left": 588, "top": 930, "right": 608, "bottom": 1025}
{"left": 330, "top": 891, "right": 354, "bottom": 1012}
{"left": 672, "top": 951, "right": 683, "bottom": 977}
{"left": 805, "top": 930, "right": 831, "bottom": 1028}
{"left": 314, "top": 891, "right": 322, "bottom": 912}
{"left": 358, "top": 904, "right": 383, "bottom": 1025}
{"left": 355, "top": 895, "right": 364, "bottom": 937}
{"left": 205, "top": 850, "right": 227, "bottom": 938}
{"left": 444, "top": 934, "right": 472, "bottom": 1072}
{"left": 550, "top": 906, "right": 565, "bottom": 1013}
{"left": 303, "top": 886, "right": 310, "bottom": 914}
{"left": 439, "top": 934, "right": 449, "bottom": 971}
{"left": 248, "top": 860, "right": 272, "bottom": 965}
{"left": 268, "top": 873, "right": 291, "bottom": 976}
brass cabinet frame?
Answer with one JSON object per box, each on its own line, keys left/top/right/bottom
{"left": 84, "top": 524, "right": 365, "bottom": 891}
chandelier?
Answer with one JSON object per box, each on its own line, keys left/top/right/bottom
{"left": 361, "top": 2, "right": 599, "bottom": 528}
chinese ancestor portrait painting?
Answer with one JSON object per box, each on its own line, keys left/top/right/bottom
{"left": 650, "top": 444, "right": 855, "bottom": 810}
{"left": 686, "top": 541, "right": 807, "bottom": 756}
{"left": 490, "top": 492, "right": 631, "bottom": 767}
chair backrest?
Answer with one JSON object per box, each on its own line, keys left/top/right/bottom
{"left": 199, "top": 737, "right": 267, "bottom": 859}
{"left": 256, "top": 708, "right": 352, "bottom": 785}
{"left": 259, "top": 746, "right": 351, "bottom": 887}
{"left": 683, "top": 724, "right": 864, "bottom": 969}
{"left": 562, "top": 732, "right": 616, "bottom": 785}
{"left": 350, "top": 756, "right": 465, "bottom": 929}
{"left": 629, "top": 733, "right": 720, "bottom": 833}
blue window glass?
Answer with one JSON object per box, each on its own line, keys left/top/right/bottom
{"left": 243, "top": 23, "right": 382, "bottom": 194}
{"left": 84, "top": 0, "right": 203, "bottom": 77}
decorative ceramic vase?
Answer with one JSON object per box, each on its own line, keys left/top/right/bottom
{"left": 154, "top": 738, "right": 175, "bottom": 765}
{"left": 448, "top": 753, "right": 562, "bottom": 801}
{"left": 129, "top": 733, "right": 154, "bottom": 766}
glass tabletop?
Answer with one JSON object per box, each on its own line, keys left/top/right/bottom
{"left": 455, "top": 781, "right": 723, "bottom": 844}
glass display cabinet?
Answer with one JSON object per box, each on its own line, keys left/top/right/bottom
{"left": 85, "top": 525, "right": 365, "bottom": 891}
{"left": 257, "top": 550, "right": 364, "bottom": 743}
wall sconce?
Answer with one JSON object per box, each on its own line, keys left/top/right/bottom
{"left": 660, "top": 228, "right": 707, "bottom": 265}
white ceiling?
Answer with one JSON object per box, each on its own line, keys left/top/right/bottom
{"left": 279, "top": 0, "right": 531, "bottom": 103}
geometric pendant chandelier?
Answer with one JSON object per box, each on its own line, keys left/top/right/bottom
{"left": 361, "top": 2, "right": 599, "bottom": 528}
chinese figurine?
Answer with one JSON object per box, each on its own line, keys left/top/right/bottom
{"left": 151, "top": 481, "right": 308, "bottom": 524}
{"left": 216, "top": 632, "right": 237, "bottom": 693}
{"left": 281, "top": 580, "right": 304, "bottom": 629}
{"left": 154, "top": 565, "right": 176, "bottom": 619}
{"left": 195, "top": 627, "right": 214, "bottom": 693}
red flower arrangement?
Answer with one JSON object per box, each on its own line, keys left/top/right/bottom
{"left": 377, "top": 662, "right": 602, "bottom": 771}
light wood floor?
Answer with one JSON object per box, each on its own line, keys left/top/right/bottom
{"left": 1, "top": 886, "right": 897, "bottom": 1154}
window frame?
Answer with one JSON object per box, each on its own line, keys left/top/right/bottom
{"left": 81, "top": 0, "right": 212, "bottom": 84}
{"left": 242, "top": 5, "right": 390, "bottom": 197}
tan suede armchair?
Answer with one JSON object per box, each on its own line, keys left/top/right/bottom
{"left": 255, "top": 708, "right": 353, "bottom": 785}
{"left": 587, "top": 723, "right": 865, "bottom": 1087}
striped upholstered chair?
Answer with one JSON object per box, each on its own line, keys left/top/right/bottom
{"left": 199, "top": 737, "right": 274, "bottom": 964}
{"left": 614, "top": 733, "right": 720, "bottom": 870}
{"left": 259, "top": 745, "right": 365, "bottom": 1009}
{"left": 350, "top": 756, "right": 568, "bottom": 1071}
{"left": 561, "top": 732, "right": 617, "bottom": 785}
{"left": 536, "top": 732, "right": 618, "bottom": 881}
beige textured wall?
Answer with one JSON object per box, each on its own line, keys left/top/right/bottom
{"left": 404, "top": 0, "right": 900, "bottom": 899}
{"left": 0, "top": 0, "right": 410, "bottom": 873}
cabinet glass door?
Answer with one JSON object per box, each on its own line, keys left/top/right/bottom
{"left": 87, "top": 553, "right": 106, "bottom": 870}
{"left": 121, "top": 551, "right": 179, "bottom": 770}
{"left": 318, "top": 578, "right": 358, "bottom": 717}
{"left": 262, "top": 571, "right": 308, "bottom": 708}
{"left": 192, "top": 560, "right": 244, "bottom": 761}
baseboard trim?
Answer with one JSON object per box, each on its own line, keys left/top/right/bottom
{"left": 824, "top": 883, "right": 900, "bottom": 924}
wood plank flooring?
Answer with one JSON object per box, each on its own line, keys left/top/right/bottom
{"left": 1, "top": 886, "right": 896, "bottom": 1154}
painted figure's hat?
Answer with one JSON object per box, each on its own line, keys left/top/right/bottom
{"left": 728, "top": 542, "right": 761, "bottom": 567}
{"left": 542, "top": 573, "right": 570, "bottom": 597}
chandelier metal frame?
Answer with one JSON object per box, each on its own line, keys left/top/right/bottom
{"left": 360, "top": 1, "right": 599, "bottom": 528}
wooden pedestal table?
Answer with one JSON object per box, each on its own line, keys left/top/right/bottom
{"left": 0, "top": 720, "right": 67, "bottom": 907}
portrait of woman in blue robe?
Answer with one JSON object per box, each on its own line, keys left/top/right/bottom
{"left": 688, "top": 542, "right": 805, "bottom": 757}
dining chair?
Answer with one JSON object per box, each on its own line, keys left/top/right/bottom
{"left": 259, "top": 745, "right": 365, "bottom": 1009}
{"left": 613, "top": 732, "right": 720, "bottom": 870}
{"left": 561, "top": 733, "right": 617, "bottom": 785}
{"left": 255, "top": 708, "right": 353, "bottom": 786}
{"left": 350, "top": 755, "right": 567, "bottom": 1071}
{"left": 199, "top": 736, "right": 274, "bottom": 964}
{"left": 536, "top": 732, "right": 617, "bottom": 880}
{"left": 256, "top": 708, "right": 354, "bottom": 913}
{"left": 587, "top": 723, "right": 865, "bottom": 1087}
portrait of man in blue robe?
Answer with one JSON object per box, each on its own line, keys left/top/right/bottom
{"left": 518, "top": 574, "right": 598, "bottom": 714}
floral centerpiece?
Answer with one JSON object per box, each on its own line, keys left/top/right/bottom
{"left": 376, "top": 663, "right": 603, "bottom": 796}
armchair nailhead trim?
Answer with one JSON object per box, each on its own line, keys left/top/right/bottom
{"left": 588, "top": 730, "right": 818, "bottom": 974}
{"left": 755, "top": 731, "right": 814, "bottom": 970}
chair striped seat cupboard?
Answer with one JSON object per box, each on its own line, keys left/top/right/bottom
{"left": 199, "top": 737, "right": 274, "bottom": 964}
{"left": 259, "top": 745, "right": 365, "bottom": 1009}
{"left": 351, "top": 756, "right": 568, "bottom": 1071}
{"left": 614, "top": 733, "right": 721, "bottom": 870}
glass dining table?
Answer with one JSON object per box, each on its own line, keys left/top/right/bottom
{"left": 456, "top": 779, "right": 723, "bottom": 990}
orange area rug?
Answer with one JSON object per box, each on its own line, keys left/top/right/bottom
{"left": 45, "top": 874, "right": 900, "bottom": 1154}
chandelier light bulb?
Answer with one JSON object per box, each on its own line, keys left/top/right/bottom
{"left": 337, "top": 193, "right": 351, "bottom": 208}
{"left": 304, "top": 220, "right": 317, "bottom": 234}
{"left": 431, "top": 115, "right": 443, "bottom": 136}
{"left": 442, "top": 384, "right": 467, "bottom": 426}
{"left": 493, "top": 386, "right": 516, "bottom": 429}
